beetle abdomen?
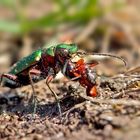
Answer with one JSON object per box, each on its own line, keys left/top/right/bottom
{"left": 9, "top": 49, "right": 42, "bottom": 75}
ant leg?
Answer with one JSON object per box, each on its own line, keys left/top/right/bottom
{"left": 28, "top": 69, "right": 41, "bottom": 115}
{"left": 87, "top": 61, "right": 99, "bottom": 68}
{"left": 46, "top": 75, "right": 62, "bottom": 117}
{"left": 70, "top": 76, "right": 81, "bottom": 81}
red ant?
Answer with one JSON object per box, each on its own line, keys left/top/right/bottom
{"left": 62, "top": 52, "right": 127, "bottom": 98}
{"left": 62, "top": 58, "right": 98, "bottom": 97}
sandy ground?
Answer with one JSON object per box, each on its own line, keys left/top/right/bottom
{"left": 0, "top": 75, "right": 140, "bottom": 140}
{"left": 0, "top": 1, "right": 140, "bottom": 139}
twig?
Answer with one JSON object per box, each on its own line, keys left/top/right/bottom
{"left": 101, "top": 27, "right": 113, "bottom": 53}
{"left": 75, "top": 19, "right": 98, "bottom": 43}
{"left": 62, "top": 102, "right": 86, "bottom": 121}
{"left": 112, "top": 74, "right": 140, "bottom": 79}
{"left": 124, "top": 66, "right": 140, "bottom": 75}
{"left": 80, "top": 94, "right": 140, "bottom": 106}
{"left": 102, "top": 16, "right": 140, "bottom": 54}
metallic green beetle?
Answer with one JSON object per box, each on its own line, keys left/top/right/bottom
{"left": 1, "top": 43, "right": 78, "bottom": 87}
{"left": 0, "top": 43, "right": 78, "bottom": 115}
{"left": 0, "top": 42, "right": 126, "bottom": 116}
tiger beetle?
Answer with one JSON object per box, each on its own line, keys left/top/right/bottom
{"left": 0, "top": 42, "right": 126, "bottom": 117}
{"left": 0, "top": 43, "right": 78, "bottom": 116}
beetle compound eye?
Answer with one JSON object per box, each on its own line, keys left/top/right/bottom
{"left": 58, "top": 49, "right": 69, "bottom": 57}
{"left": 63, "top": 49, "right": 69, "bottom": 55}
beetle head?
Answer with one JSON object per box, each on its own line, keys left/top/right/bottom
{"left": 55, "top": 43, "right": 78, "bottom": 58}
{"left": 54, "top": 43, "right": 78, "bottom": 65}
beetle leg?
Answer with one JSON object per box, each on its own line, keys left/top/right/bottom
{"left": 46, "top": 75, "right": 62, "bottom": 118}
{"left": 87, "top": 61, "right": 99, "bottom": 68}
{"left": 46, "top": 75, "right": 54, "bottom": 83}
{"left": 0, "top": 73, "right": 19, "bottom": 87}
{"left": 29, "top": 69, "right": 41, "bottom": 76}
{"left": 28, "top": 69, "right": 41, "bottom": 115}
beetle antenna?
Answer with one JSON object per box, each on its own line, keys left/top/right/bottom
{"left": 93, "top": 53, "right": 127, "bottom": 67}
{"left": 76, "top": 52, "right": 127, "bottom": 67}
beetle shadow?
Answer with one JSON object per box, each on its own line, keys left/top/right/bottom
{"left": 0, "top": 91, "right": 85, "bottom": 119}
{"left": 6, "top": 102, "right": 60, "bottom": 118}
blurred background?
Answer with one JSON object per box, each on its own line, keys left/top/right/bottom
{"left": 0, "top": 0, "right": 140, "bottom": 75}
